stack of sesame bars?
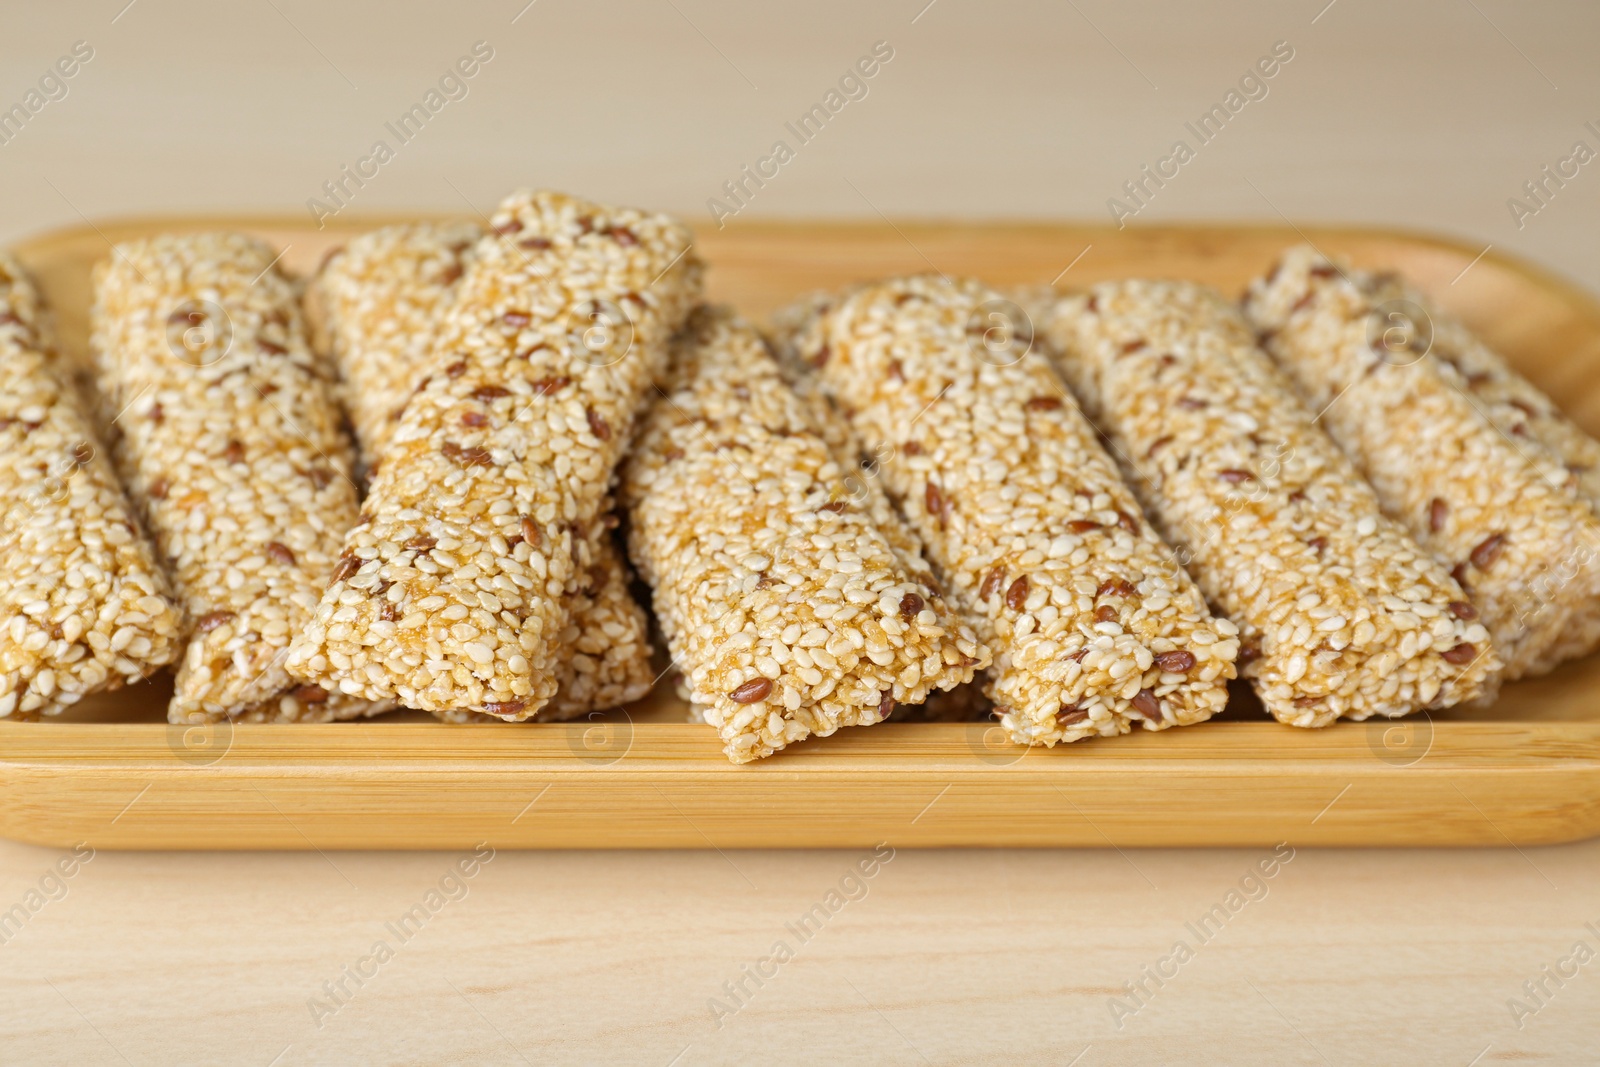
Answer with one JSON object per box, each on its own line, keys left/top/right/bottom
{"left": 4, "top": 191, "right": 1597, "bottom": 763}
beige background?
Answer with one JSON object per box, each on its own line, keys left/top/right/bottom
{"left": 3, "top": 0, "right": 1600, "bottom": 1062}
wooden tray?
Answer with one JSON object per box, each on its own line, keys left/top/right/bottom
{"left": 4, "top": 216, "right": 1600, "bottom": 850}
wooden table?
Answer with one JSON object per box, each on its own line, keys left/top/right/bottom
{"left": 2, "top": 843, "right": 1597, "bottom": 1062}
{"left": 3, "top": 0, "right": 1599, "bottom": 1062}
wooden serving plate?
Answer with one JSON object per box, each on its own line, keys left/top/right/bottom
{"left": 3, "top": 217, "right": 1599, "bottom": 850}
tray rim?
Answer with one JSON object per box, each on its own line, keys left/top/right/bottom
{"left": 17, "top": 213, "right": 1599, "bottom": 304}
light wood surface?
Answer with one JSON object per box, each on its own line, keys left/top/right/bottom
{"left": 6, "top": 217, "right": 1600, "bottom": 852}
{"left": 4, "top": 2, "right": 1600, "bottom": 1060}
{"left": 0, "top": 839, "right": 1593, "bottom": 1065}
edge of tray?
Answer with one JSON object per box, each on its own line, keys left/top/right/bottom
{"left": 3, "top": 720, "right": 1598, "bottom": 849}
{"left": 14, "top": 214, "right": 1591, "bottom": 292}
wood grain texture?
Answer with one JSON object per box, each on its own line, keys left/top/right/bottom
{"left": 4, "top": 217, "right": 1600, "bottom": 850}
{"left": 0, "top": 839, "right": 1593, "bottom": 1066}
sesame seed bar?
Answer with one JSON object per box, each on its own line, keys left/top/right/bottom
{"left": 90, "top": 232, "right": 383, "bottom": 723}
{"left": 775, "top": 275, "right": 1239, "bottom": 746}
{"left": 1042, "top": 279, "right": 1499, "bottom": 726}
{"left": 308, "top": 222, "right": 653, "bottom": 720}
{"left": 285, "top": 190, "right": 701, "bottom": 718}
{"left": 768, "top": 297, "right": 947, "bottom": 597}
{"left": 305, "top": 220, "right": 483, "bottom": 472}
{"left": 770, "top": 348, "right": 994, "bottom": 725}
{"left": 0, "top": 253, "right": 183, "bottom": 719}
{"left": 1354, "top": 265, "right": 1600, "bottom": 513}
{"left": 430, "top": 523, "right": 653, "bottom": 723}
{"left": 1244, "top": 245, "right": 1600, "bottom": 679}
{"left": 619, "top": 307, "right": 987, "bottom": 762}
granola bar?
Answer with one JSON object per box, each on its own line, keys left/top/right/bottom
{"left": 1244, "top": 245, "right": 1600, "bottom": 678}
{"left": 285, "top": 191, "right": 701, "bottom": 717}
{"left": 775, "top": 275, "right": 1239, "bottom": 746}
{"left": 0, "top": 252, "right": 184, "bottom": 719}
{"left": 90, "top": 232, "right": 382, "bottom": 723}
{"left": 620, "top": 306, "right": 987, "bottom": 762}
{"left": 308, "top": 222, "right": 652, "bottom": 720}
{"left": 1042, "top": 279, "right": 1499, "bottom": 726}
